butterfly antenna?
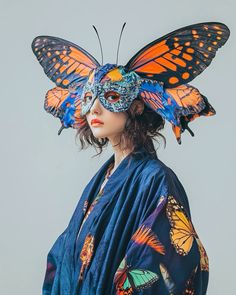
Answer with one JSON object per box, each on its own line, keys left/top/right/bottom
{"left": 92, "top": 25, "right": 104, "bottom": 65}
{"left": 116, "top": 22, "right": 126, "bottom": 65}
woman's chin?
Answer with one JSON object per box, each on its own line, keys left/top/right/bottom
{"left": 92, "top": 132, "right": 108, "bottom": 139}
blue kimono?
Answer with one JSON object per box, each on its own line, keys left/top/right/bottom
{"left": 42, "top": 148, "right": 209, "bottom": 295}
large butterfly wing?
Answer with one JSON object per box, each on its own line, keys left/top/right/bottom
{"left": 128, "top": 269, "right": 159, "bottom": 291}
{"left": 166, "top": 196, "right": 197, "bottom": 255}
{"left": 172, "top": 94, "right": 216, "bottom": 144}
{"left": 32, "top": 36, "right": 100, "bottom": 89}
{"left": 126, "top": 22, "right": 230, "bottom": 87}
{"left": 44, "top": 86, "right": 86, "bottom": 132}
{"left": 139, "top": 80, "right": 214, "bottom": 143}
{"left": 165, "top": 86, "right": 216, "bottom": 143}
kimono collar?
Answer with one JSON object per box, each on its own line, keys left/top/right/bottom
{"left": 99, "top": 147, "right": 151, "bottom": 195}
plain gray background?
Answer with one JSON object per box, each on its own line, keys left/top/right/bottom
{"left": 1, "top": 0, "right": 235, "bottom": 294}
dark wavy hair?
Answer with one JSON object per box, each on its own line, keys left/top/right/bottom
{"left": 75, "top": 98, "right": 166, "bottom": 159}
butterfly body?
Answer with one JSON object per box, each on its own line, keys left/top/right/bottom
{"left": 32, "top": 22, "right": 230, "bottom": 143}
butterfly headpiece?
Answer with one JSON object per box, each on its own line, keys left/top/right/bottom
{"left": 32, "top": 22, "right": 230, "bottom": 144}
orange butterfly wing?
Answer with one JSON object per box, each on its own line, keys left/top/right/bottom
{"left": 166, "top": 196, "right": 209, "bottom": 272}
{"left": 166, "top": 196, "right": 197, "bottom": 256}
{"left": 45, "top": 87, "right": 86, "bottom": 129}
{"left": 165, "top": 85, "right": 216, "bottom": 143}
{"left": 32, "top": 36, "right": 100, "bottom": 89}
{"left": 45, "top": 86, "right": 70, "bottom": 111}
{"left": 126, "top": 22, "right": 230, "bottom": 87}
{"left": 131, "top": 224, "right": 166, "bottom": 255}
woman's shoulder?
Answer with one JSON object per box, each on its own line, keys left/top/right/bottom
{"left": 140, "top": 155, "right": 179, "bottom": 183}
{"left": 139, "top": 155, "right": 191, "bottom": 215}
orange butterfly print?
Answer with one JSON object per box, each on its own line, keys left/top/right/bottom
{"left": 131, "top": 224, "right": 166, "bottom": 255}
{"left": 130, "top": 196, "right": 167, "bottom": 255}
{"left": 166, "top": 196, "right": 209, "bottom": 271}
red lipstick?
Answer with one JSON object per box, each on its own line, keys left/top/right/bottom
{"left": 91, "top": 118, "right": 104, "bottom": 125}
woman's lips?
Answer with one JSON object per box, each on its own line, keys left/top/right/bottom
{"left": 91, "top": 118, "right": 104, "bottom": 125}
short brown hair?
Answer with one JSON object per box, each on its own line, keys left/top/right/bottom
{"left": 75, "top": 98, "right": 166, "bottom": 159}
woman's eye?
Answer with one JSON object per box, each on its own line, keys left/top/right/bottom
{"left": 84, "top": 92, "right": 92, "bottom": 103}
{"left": 104, "top": 91, "right": 120, "bottom": 103}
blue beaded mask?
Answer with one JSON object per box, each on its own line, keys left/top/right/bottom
{"left": 80, "top": 64, "right": 141, "bottom": 116}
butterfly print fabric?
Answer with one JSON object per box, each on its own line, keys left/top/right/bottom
{"left": 42, "top": 148, "right": 208, "bottom": 294}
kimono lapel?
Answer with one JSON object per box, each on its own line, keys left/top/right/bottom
{"left": 58, "top": 148, "right": 151, "bottom": 294}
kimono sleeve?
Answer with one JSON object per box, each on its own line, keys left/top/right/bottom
{"left": 42, "top": 227, "right": 68, "bottom": 294}
{"left": 113, "top": 169, "right": 209, "bottom": 295}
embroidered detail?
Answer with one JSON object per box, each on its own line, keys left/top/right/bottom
{"left": 77, "top": 162, "right": 114, "bottom": 240}
{"left": 79, "top": 233, "right": 95, "bottom": 281}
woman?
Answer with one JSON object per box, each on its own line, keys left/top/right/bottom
{"left": 32, "top": 22, "right": 230, "bottom": 295}
{"left": 42, "top": 95, "right": 209, "bottom": 295}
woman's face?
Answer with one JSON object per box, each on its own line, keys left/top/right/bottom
{"left": 85, "top": 98, "right": 129, "bottom": 142}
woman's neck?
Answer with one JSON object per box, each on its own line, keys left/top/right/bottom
{"left": 112, "top": 148, "right": 131, "bottom": 171}
{"left": 107, "top": 133, "right": 133, "bottom": 175}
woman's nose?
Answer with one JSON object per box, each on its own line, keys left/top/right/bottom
{"left": 90, "top": 97, "right": 101, "bottom": 114}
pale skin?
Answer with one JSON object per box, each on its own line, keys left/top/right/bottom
{"left": 85, "top": 98, "right": 144, "bottom": 176}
